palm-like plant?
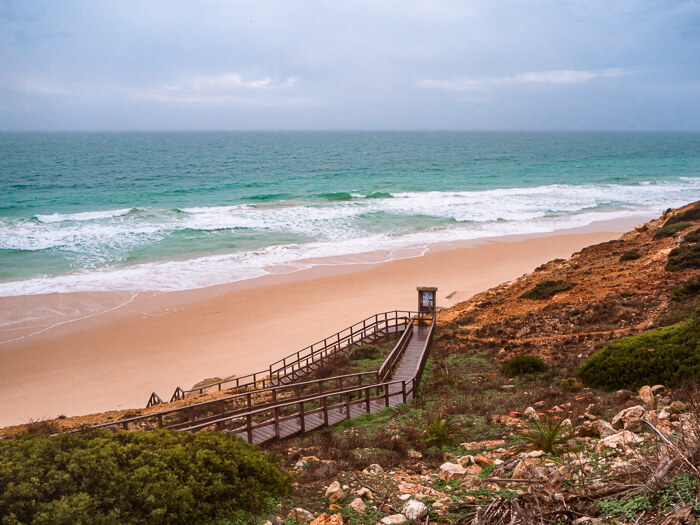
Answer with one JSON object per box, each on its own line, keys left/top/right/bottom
{"left": 519, "top": 415, "right": 570, "bottom": 454}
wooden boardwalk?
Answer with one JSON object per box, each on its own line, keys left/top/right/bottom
{"left": 239, "top": 325, "right": 432, "bottom": 444}
{"left": 91, "top": 312, "right": 435, "bottom": 444}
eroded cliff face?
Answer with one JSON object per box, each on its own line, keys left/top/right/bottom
{"left": 438, "top": 201, "right": 700, "bottom": 368}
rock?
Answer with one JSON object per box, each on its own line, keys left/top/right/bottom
{"left": 399, "top": 493, "right": 411, "bottom": 501}
{"left": 457, "top": 455, "right": 474, "bottom": 467}
{"left": 525, "top": 450, "right": 545, "bottom": 458}
{"left": 534, "top": 400, "right": 547, "bottom": 409}
{"left": 474, "top": 454, "right": 494, "bottom": 467}
{"left": 288, "top": 508, "right": 315, "bottom": 524}
{"left": 623, "top": 417, "right": 646, "bottom": 433}
{"left": 466, "top": 464, "right": 483, "bottom": 475}
{"left": 402, "top": 500, "right": 428, "bottom": 520}
{"left": 355, "top": 487, "right": 373, "bottom": 499}
{"left": 310, "top": 513, "right": 343, "bottom": 525}
{"left": 380, "top": 514, "right": 407, "bottom": 524}
{"left": 639, "top": 386, "right": 655, "bottom": 409}
{"left": 407, "top": 450, "right": 422, "bottom": 459}
{"left": 594, "top": 420, "right": 617, "bottom": 438}
{"left": 439, "top": 462, "right": 467, "bottom": 480}
{"left": 669, "top": 401, "right": 688, "bottom": 414}
{"left": 362, "top": 464, "right": 383, "bottom": 475}
{"left": 460, "top": 476, "right": 483, "bottom": 491}
{"left": 301, "top": 455, "right": 320, "bottom": 464}
{"left": 615, "top": 389, "right": 636, "bottom": 402}
{"left": 349, "top": 498, "right": 366, "bottom": 514}
{"left": 658, "top": 408, "right": 671, "bottom": 420}
{"left": 574, "top": 421, "right": 596, "bottom": 437}
{"left": 324, "top": 481, "right": 344, "bottom": 503}
{"left": 650, "top": 384, "right": 665, "bottom": 396}
{"left": 595, "top": 430, "right": 644, "bottom": 452}
{"left": 611, "top": 405, "right": 646, "bottom": 429}
{"left": 524, "top": 406, "right": 539, "bottom": 421}
{"left": 512, "top": 458, "right": 548, "bottom": 480}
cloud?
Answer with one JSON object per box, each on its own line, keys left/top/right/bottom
{"left": 135, "top": 73, "right": 305, "bottom": 106}
{"left": 418, "top": 68, "right": 630, "bottom": 91}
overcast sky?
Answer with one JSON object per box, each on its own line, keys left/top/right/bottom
{"left": 1, "top": 0, "right": 699, "bottom": 131}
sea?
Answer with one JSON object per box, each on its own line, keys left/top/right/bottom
{"left": 1, "top": 131, "right": 699, "bottom": 298}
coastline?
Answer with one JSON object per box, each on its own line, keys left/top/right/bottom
{"left": 0, "top": 215, "right": 649, "bottom": 427}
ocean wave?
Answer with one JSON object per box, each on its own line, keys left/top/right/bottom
{"left": 35, "top": 208, "right": 134, "bottom": 223}
{"left": 1, "top": 179, "right": 699, "bottom": 294}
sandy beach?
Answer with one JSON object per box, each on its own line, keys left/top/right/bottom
{"left": 0, "top": 218, "right": 646, "bottom": 427}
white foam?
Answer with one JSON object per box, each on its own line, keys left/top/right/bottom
{"left": 35, "top": 208, "right": 133, "bottom": 223}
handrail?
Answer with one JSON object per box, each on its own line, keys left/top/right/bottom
{"left": 184, "top": 317, "right": 436, "bottom": 438}
{"left": 180, "top": 378, "right": 411, "bottom": 432}
{"left": 159, "top": 310, "right": 416, "bottom": 403}
{"left": 93, "top": 371, "right": 380, "bottom": 431}
{"left": 378, "top": 317, "right": 415, "bottom": 381}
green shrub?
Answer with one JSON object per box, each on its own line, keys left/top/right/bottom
{"left": 578, "top": 317, "right": 700, "bottom": 390}
{"left": 560, "top": 377, "right": 583, "bottom": 392}
{"left": 655, "top": 221, "right": 692, "bottom": 239}
{"left": 684, "top": 228, "right": 700, "bottom": 243}
{"left": 666, "top": 243, "right": 700, "bottom": 271}
{"left": 501, "top": 355, "right": 547, "bottom": 376}
{"left": 519, "top": 415, "right": 569, "bottom": 454}
{"left": 619, "top": 249, "right": 641, "bottom": 262}
{"left": 664, "top": 203, "right": 700, "bottom": 225}
{"left": 671, "top": 275, "right": 700, "bottom": 303}
{"left": 520, "top": 280, "right": 575, "bottom": 300}
{"left": 0, "top": 430, "right": 290, "bottom": 524}
{"left": 349, "top": 344, "right": 381, "bottom": 360}
{"left": 423, "top": 416, "right": 459, "bottom": 448}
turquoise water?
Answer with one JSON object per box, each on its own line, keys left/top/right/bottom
{"left": 1, "top": 131, "right": 699, "bottom": 296}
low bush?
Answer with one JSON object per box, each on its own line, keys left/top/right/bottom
{"left": 520, "top": 280, "right": 575, "bottom": 300}
{"left": 501, "top": 355, "right": 547, "bottom": 377}
{"left": 578, "top": 316, "right": 700, "bottom": 390}
{"left": 349, "top": 344, "right": 381, "bottom": 360}
{"left": 0, "top": 430, "right": 290, "bottom": 524}
{"left": 655, "top": 221, "right": 692, "bottom": 239}
{"left": 519, "top": 415, "right": 570, "bottom": 454}
{"left": 662, "top": 275, "right": 700, "bottom": 326}
{"left": 423, "top": 416, "right": 459, "bottom": 449}
{"left": 560, "top": 377, "right": 583, "bottom": 392}
{"left": 619, "top": 249, "right": 641, "bottom": 262}
{"left": 664, "top": 202, "right": 700, "bottom": 225}
{"left": 685, "top": 228, "right": 700, "bottom": 243}
{"left": 666, "top": 243, "right": 700, "bottom": 271}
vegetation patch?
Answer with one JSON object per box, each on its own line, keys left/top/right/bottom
{"left": 0, "top": 430, "right": 290, "bottom": 524}
{"left": 685, "top": 228, "right": 700, "bottom": 243}
{"left": 578, "top": 317, "right": 700, "bottom": 389}
{"left": 349, "top": 344, "right": 381, "bottom": 360}
{"left": 619, "top": 249, "right": 641, "bottom": 262}
{"left": 664, "top": 202, "right": 700, "bottom": 226}
{"left": 520, "top": 280, "right": 575, "bottom": 300}
{"left": 666, "top": 243, "right": 700, "bottom": 271}
{"left": 501, "top": 355, "right": 547, "bottom": 377}
{"left": 655, "top": 221, "right": 692, "bottom": 239}
{"left": 560, "top": 377, "right": 583, "bottom": 392}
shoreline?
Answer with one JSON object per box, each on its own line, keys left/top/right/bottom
{"left": 0, "top": 215, "right": 650, "bottom": 426}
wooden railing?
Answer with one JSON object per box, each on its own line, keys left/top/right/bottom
{"left": 150, "top": 310, "right": 416, "bottom": 406}
{"left": 95, "top": 372, "right": 380, "bottom": 432}
{"left": 182, "top": 320, "right": 436, "bottom": 440}
{"left": 378, "top": 317, "right": 415, "bottom": 381}
{"left": 94, "top": 310, "right": 435, "bottom": 442}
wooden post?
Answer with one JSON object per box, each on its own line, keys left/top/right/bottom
{"left": 402, "top": 381, "right": 407, "bottom": 403}
{"left": 246, "top": 414, "right": 253, "bottom": 443}
{"left": 299, "top": 402, "right": 305, "bottom": 433}
{"left": 322, "top": 396, "right": 328, "bottom": 426}
{"left": 274, "top": 407, "right": 280, "bottom": 438}
{"left": 365, "top": 387, "right": 371, "bottom": 413}
{"left": 272, "top": 388, "right": 277, "bottom": 403}
{"left": 345, "top": 393, "right": 351, "bottom": 419}
{"left": 247, "top": 393, "right": 252, "bottom": 409}
{"left": 157, "top": 414, "right": 163, "bottom": 428}
{"left": 384, "top": 384, "right": 390, "bottom": 407}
